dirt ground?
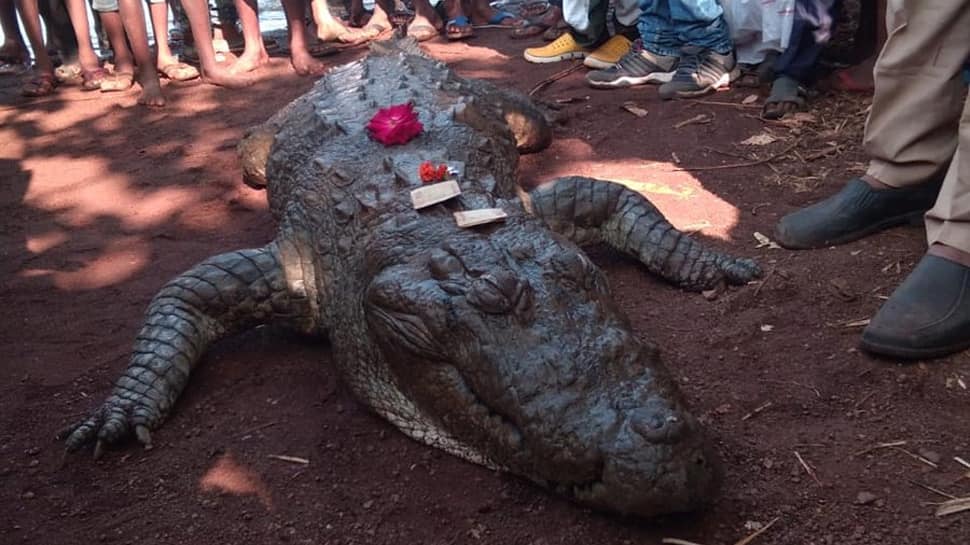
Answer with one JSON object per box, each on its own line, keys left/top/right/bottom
{"left": 1, "top": 28, "right": 968, "bottom": 545}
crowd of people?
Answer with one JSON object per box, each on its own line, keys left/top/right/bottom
{"left": 0, "top": 0, "right": 882, "bottom": 111}
{"left": 4, "top": 0, "right": 970, "bottom": 360}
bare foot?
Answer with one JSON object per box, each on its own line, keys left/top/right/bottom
{"left": 201, "top": 64, "right": 256, "bottom": 88}
{"left": 229, "top": 50, "right": 270, "bottom": 75}
{"left": 136, "top": 68, "right": 166, "bottom": 108}
{"left": 290, "top": 52, "right": 327, "bottom": 76}
{"left": 316, "top": 14, "right": 368, "bottom": 43}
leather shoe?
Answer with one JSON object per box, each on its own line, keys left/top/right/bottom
{"left": 861, "top": 254, "right": 970, "bottom": 359}
{"left": 774, "top": 177, "right": 941, "bottom": 249}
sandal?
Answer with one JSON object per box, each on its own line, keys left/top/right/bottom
{"left": 21, "top": 73, "right": 58, "bottom": 97}
{"left": 762, "top": 76, "right": 807, "bottom": 120}
{"left": 519, "top": 1, "right": 550, "bottom": 18}
{"left": 158, "top": 62, "right": 200, "bottom": 81}
{"left": 100, "top": 71, "right": 135, "bottom": 93}
{"left": 81, "top": 67, "right": 107, "bottom": 91}
{"left": 54, "top": 63, "right": 83, "bottom": 86}
{"left": 475, "top": 10, "right": 524, "bottom": 28}
{"left": 446, "top": 16, "right": 474, "bottom": 40}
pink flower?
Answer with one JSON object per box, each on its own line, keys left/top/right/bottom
{"left": 366, "top": 103, "right": 424, "bottom": 146}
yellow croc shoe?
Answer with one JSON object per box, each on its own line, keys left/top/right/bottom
{"left": 583, "top": 35, "right": 633, "bottom": 69}
{"left": 524, "top": 33, "right": 589, "bottom": 64}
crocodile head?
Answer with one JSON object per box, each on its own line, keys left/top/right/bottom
{"left": 364, "top": 219, "right": 717, "bottom": 517}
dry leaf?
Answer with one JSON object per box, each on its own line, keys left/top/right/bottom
{"left": 742, "top": 94, "right": 759, "bottom": 105}
{"left": 674, "top": 114, "right": 712, "bottom": 129}
{"left": 753, "top": 231, "right": 781, "bottom": 249}
{"left": 622, "top": 101, "right": 648, "bottom": 118}
{"left": 935, "top": 497, "right": 970, "bottom": 517}
{"left": 760, "top": 324, "right": 774, "bottom": 332}
{"left": 741, "top": 133, "right": 778, "bottom": 146}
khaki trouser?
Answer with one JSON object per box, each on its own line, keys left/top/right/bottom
{"left": 863, "top": 0, "right": 970, "bottom": 251}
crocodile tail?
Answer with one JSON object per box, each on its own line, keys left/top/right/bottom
{"left": 61, "top": 241, "right": 317, "bottom": 457}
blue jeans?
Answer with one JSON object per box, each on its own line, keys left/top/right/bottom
{"left": 774, "top": 0, "right": 841, "bottom": 83}
{"left": 638, "top": 0, "right": 734, "bottom": 57}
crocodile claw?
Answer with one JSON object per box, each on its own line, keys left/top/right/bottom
{"left": 61, "top": 394, "right": 158, "bottom": 458}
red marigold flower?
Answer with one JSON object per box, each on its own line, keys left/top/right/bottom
{"left": 436, "top": 164, "right": 449, "bottom": 181}
{"left": 367, "top": 103, "right": 424, "bottom": 146}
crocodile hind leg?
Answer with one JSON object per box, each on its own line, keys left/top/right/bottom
{"left": 61, "top": 240, "right": 319, "bottom": 457}
{"left": 522, "top": 176, "right": 763, "bottom": 291}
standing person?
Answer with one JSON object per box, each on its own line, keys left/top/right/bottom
{"left": 522, "top": 0, "right": 639, "bottom": 70}
{"left": 774, "top": 1, "right": 970, "bottom": 359}
{"left": 583, "top": 0, "right": 736, "bottom": 99}
{"left": 762, "top": 0, "right": 841, "bottom": 119}
{"left": 0, "top": 0, "right": 29, "bottom": 73}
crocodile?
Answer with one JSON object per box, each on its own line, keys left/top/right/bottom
{"left": 62, "top": 40, "right": 762, "bottom": 518}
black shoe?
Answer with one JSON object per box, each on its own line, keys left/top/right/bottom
{"left": 586, "top": 40, "right": 678, "bottom": 88}
{"left": 861, "top": 254, "right": 970, "bottom": 359}
{"left": 658, "top": 47, "right": 738, "bottom": 99}
{"left": 774, "top": 178, "right": 942, "bottom": 250}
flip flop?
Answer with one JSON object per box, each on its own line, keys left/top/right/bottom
{"left": 21, "top": 73, "right": 58, "bottom": 97}
{"left": 100, "top": 71, "right": 135, "bottom": 93}
{"left": 407, "top": 23, "right": 438, "bottom": 42}
{"left": 446, "top": 16, "right": 474, "bottom": 40}
{"left": 81, "top": 67, "right": 107, "bottom": 91}
{"left": 158, "top": 62, "right": 200, "bottom": 81}
{"left": 762, "top": 76, "right": 806, "bottom": 120}
{"left": 475, "top": 10, "right": 524, "bottom": 28}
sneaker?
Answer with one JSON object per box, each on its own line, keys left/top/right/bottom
{"left": 583, "top": 35, "right": 632, "bottom": 69}
{"left": 524, "top": 33, "right": 589, "bottom": 64}
{"left": 586, "top": 40, "right": 678, "bottom": 88}
{"left": 658, "top": 47, "right": 739, "bottom": 99}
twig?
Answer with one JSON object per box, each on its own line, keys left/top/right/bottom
{"left": 893, "top": 446, "right": 939, "bottom": 468}
{"left": 674, "top": 114, "right": 712, "bottom": 129}
{"left": 955, "top": 456, "right": 970, "bottom": 470}
{"left": 734, "top": 517, "right": 780, "bottom": 545}
{"left": 853, "top": 391, "right": 876, "bottom": 408}
{"left": 852, "top": 440, "right": 908, "bottom": 458}
{"left": 661, "top": 539, "right": 705, "bottom": 545}
{"left": 267, "top": 454, "right": 310, "bottom": 465}
{"left": 741, "top": 401, "right": 773, "bottom": 421}
{"left": 794, "top": 450, "right": 822, "bottom": 486}
{"left": 936, "top": 497, "right": 970, "bottom": 517}
{"left": 673, "top": 141, "right": 798, "bottom": 172}
{"left": 908, "top": 479, "right": 957, "bottom": 500}
{"left": 236, "top": 420, "right": 280, "bottom": 438}
{"left": 704, "top": 146, "right": 751, "bottom": 161}
{"left": 528, "top": 63, "right": 584, "bottom": 96}
{"left": 690, "top": 99, "right": 761, "bottom": 109}
{"left": 803, "top": 144, "right": 840, "bottom": 161}
{"left": 752, "top": 267, "right": 776, "bottom": 298}
{"left": 761, "top": 378, "right": 821, "bottom": 398}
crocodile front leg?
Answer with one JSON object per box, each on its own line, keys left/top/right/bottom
{"left": 523, "top": 176, "right": 762, "bottom": 291}
{"left": 61, "top": 240, "right": 319, "bottom": 457}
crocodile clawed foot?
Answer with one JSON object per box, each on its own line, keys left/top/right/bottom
{"left": 59, "top": 395, "right": 158, "bottom": 459}
{"left": 718, "top": 257, "right": 764, "bottom": 286}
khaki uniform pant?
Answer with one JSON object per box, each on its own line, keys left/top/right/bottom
{"left": 863, "top": 0, "right": 970, "bottom": 251}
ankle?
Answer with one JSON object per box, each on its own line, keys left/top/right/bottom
{"left": 928, "top": 243, "right": 970, "bottom": 268}
{"left": 861, "top": 174, "right": 892, "bottom": 190}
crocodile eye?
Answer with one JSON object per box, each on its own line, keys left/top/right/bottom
{"left": 429, "top": 248, "right": 464, "bottom": 280}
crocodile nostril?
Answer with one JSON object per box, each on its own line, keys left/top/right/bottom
{"left": 630, "top": 410, "right": 683, "bottom": 443}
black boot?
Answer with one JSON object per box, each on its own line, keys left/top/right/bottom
{"left": 774, "top": 177, "right": 942, "bottom": 249}
{"left": 861, "top": 254, "right": 970, "bottom": 359}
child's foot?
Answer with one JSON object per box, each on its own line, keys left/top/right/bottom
{"left": 201, "top": 64, "right": 255, "bottom": 88}
{"left": 136, "top": 69, "right": 166, "bottom": 108}
{"left": 157, "top": 53, "right": 200, "bottom": 81}
{"left": 316, "top": 14, "right": 369, "bottom": 43}
{"left": 290, "top": 51, "right": 327, "bottom": 76}
{"left": 229, "top": 49, "right": 270, "bottom": 74}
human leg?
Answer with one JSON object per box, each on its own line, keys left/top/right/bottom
{"left": 114, "top": 0, "right": 164, "bottom": 105}
{"left": 404, "top": 0, "right": 440, "bottom": 41}
{"left": 656, "top": 0, "right": 736, "bottom": 99}
{"left": 312, "top": 0, "right": 369, "bottom": 42}
{"left": 14, "top": 0, "right": 59, "bottom": 95}
{"left": 860, "top": 94, "right": 970, "bottom": 359}
{"left": 0, "top": 0, "right": 28, "bottom": 68}
{"left": 774, "top": 0, "right": 970, "bottom": 249}
{"left": 148, "top": 0, "right": 198, "bottom": 80}
{"left": 229, "top": 0, "right": 268, "bottom": 73}
{"left": 764, "top": 0, "right": 840, "bottom": 119}
{"left": 280, "top": 0, "right": 326, "bottom": 75}
{"left": 181, "top": 0, "right": 253, "bottom": 86}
